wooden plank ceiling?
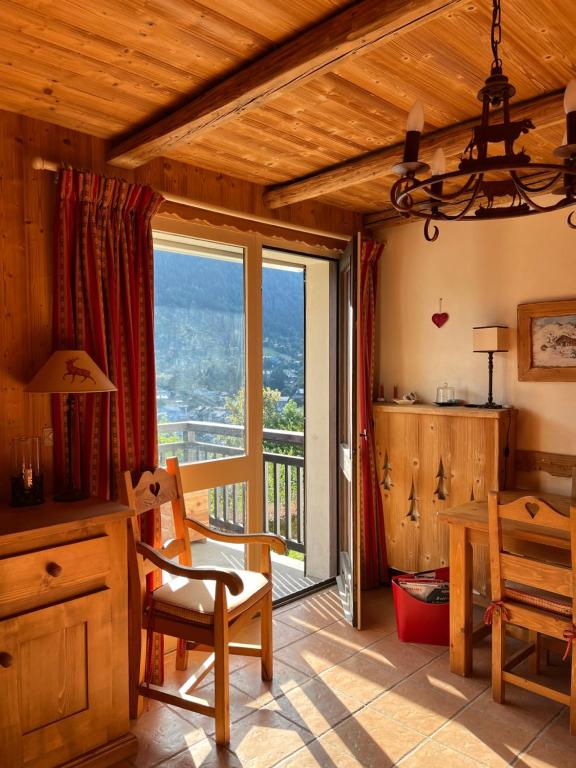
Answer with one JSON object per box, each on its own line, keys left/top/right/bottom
{"left": 1, "top": 0, "right": 575, "bottom": 218}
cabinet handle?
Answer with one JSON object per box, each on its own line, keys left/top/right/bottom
{"left": 46, "top": 561, "right": 63, "bottom": 578}
{"left": 0, "top": 652, "right": 13, "bottom": 668}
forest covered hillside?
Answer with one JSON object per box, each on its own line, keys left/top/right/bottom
{"left": 154, "top": 249, "right": 304, "bottom": 423}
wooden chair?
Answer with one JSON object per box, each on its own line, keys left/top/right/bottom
{"left": 487, "top": 490, "right": 576, "bottom": 733}
{"left": 120, "top": 456, "right": 286, "bottom": 745}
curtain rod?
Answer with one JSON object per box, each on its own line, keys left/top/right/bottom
{"left": 31, "top": 158, "right": 350, "bottom": 242}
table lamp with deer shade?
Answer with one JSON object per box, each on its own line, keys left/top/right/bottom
{"left": 25, "top": 350, "right": 117, "bottom": 501}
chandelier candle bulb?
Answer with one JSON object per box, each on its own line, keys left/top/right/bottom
{"left": 431, "top": 148, "right": 446, "bottom": 177}
{"left": 430, "top": 148, "right": 446, "bottom": 201}
{"left": 563, "top": 79, "right": 576, "bottom": 113}
{"left": 402, "top": 101, "right": 425, "bottom": 164}
{"left": 406, "top": 100, "right": 425, "bottom": 133}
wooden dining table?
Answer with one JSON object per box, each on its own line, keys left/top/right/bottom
{"left": 438, "top": 490, "right": 572, "bottom": 677}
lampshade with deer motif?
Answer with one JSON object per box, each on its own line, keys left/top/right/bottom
{"left": 26, "top": 350, "right": 116, "bottom": 394}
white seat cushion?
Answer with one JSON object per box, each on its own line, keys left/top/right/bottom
{"left": 152, "top": 569, "right": 270, "bottom": 626}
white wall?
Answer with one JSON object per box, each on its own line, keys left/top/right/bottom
{"left": 374, "top": 203, "right": 576, "bottom": 494}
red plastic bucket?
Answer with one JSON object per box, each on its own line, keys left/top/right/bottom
{"left": 392, "top": 567, "right": 450, "bottom": 645}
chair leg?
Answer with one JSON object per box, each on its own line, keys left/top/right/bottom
{"left": 261, "top": 591, "right": 273, "bottom": 682}
{"left": 130, "top": 627, "right": 147, "bottom": 719}
{"left": 570, "top": 640, "right": 576, "bottom": 736}
{"left": 528, "top": 630, "right": 539, "bottom": 675}
{"left": 492, "top": 611, "right": 506, "bottom": 704}
{"left": 175, "top": 638, "right": 189, "bottom": 671}
{"left": 214, "top": 609, "right": 230, "bottom": 746}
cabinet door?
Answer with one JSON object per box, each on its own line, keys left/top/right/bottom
{"left": 0, "top": 589, "right": 112, "bottom": 768}
{"left": 375, "top": 410, "right": 420, "bottom": 572}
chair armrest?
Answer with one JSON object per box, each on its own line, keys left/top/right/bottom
{"left": 184, "top": 517, "right": 287, "bottom": 554}
{"left": 136, "top": 541, "right": 243, "bottom": 595}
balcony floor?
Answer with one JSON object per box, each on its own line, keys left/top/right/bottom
{"left": 190, "top": 538, "right": 323, "bottom": 601}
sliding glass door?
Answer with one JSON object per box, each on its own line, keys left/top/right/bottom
{"left": 153, "top": 228, "right": 263, "bottom": 567}
{"left": 152, "top": 224, "right": 339, "bottom": 594}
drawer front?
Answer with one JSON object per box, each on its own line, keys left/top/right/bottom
{"left": 0, "top": 536, "right": 110, "bottom": 613}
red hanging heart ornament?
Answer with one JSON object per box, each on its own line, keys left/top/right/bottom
{"left": 432, "top": 312, "right": 449, "bottom": 328}
{"left": 432, "top": 299, "right": 449, "bottom": 328}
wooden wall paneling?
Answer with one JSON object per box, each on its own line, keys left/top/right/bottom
{"left": 21, "top": 121, "right": 58, "bottom": 496}
{"left": 515, "top": 448, "right": 575, "bottom": 479}
{"left": 0, "top": 111, "right": 27, "bottom": 502}
{"left": 139, "top": 157, "right": 361, "bottom": 244}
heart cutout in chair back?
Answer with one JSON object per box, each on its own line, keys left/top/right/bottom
{"left": 525, "top": 501, "right": 539, "bottom": 519}
{"left": 149, "top": 481, "right": 161, "bottom": 497}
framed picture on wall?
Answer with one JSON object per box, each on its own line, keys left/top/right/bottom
{"left": 518, "top": 299, "right": 576, "bottom": 381}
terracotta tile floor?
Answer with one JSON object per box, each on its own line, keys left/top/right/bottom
{"left": 119, "top": 586, "right": 575, "bottom": 767}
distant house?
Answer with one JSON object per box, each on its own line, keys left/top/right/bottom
{"left": 555, "top": 334, "right": 576, "bottom": 347}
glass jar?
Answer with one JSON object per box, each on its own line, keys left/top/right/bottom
{"left": 10, "top": 436, "right": 44, "bottom": 506}
{"left": 436, "top": 383, "right": 455, "bottom": 404}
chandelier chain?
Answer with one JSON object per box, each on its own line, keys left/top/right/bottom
{"left": 491, "top": 0, "right": 502, "bottom": 71}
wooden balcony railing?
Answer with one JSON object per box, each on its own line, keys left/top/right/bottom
{"left": 158, "top": 420, "right": 305, "bottom": 552}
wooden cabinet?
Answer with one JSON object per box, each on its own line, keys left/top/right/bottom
{"left": 373, "top": 404, "right": 515, "bottom": 594}
{"left": 0, "top": 499, "right": 137, "bottom": 768}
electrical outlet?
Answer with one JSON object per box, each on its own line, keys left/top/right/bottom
{"left": 42, "top": 427, "right": 54, "bottom": 447}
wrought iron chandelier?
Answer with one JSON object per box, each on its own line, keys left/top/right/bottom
{"left": 390, "top": 0, "right": 576, "bottom": 241}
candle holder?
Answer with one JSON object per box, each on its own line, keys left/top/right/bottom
{"left": 10, "top": 436, "right": 44, "bottom": 507}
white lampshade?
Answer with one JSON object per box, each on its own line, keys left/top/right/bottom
{"left": 406, "top": 100, "right": 425, "bottom": 132}
{"left": 473, "top": 326, "right": 509, "bottom": 353}
{"left": 25, "top": 350, "right": 117, "bottom": 393}
{"left": 564, "top": 79, "right": 576, "bottom": 114}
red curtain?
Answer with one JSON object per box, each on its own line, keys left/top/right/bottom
{"left": 52, "top": 170, "right": 163, "bottom": 499}
{"left": 52, "top": 169, "right": 165, "bottom": 681}
{"left": 358, "top": 238, "right": 389, "bottom": 588}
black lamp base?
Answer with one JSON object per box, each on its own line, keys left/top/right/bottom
{"left": 466, "top": 350, "right": 505, "bottom": 411}
{"left": 54, "top": 488, "right": 89, "bottom": 503}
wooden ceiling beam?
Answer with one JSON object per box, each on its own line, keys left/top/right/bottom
{"left": 108, "top": 0, "right": 467, "bottom": 169}
{"left": 263, "top": 90, "right": 565, "bottom": 208}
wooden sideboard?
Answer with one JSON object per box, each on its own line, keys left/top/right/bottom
{"left": 0, "top": 499, "right": 137, "bottom": 768}
{"left": 373, "top": 403, "right": 516, "bottom": 594}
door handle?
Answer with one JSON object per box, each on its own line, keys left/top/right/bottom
{"left": 359, "top": 430, "right": 367, "bottom": 439}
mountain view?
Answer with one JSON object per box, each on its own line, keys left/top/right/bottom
{"left": 154, "top": 249, "right": 305, "bottom": 430}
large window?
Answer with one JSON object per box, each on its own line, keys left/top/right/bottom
{"left": 153, "top": 232, "right": 247, "bottom": 465}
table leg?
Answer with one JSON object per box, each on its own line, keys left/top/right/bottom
{"left": 449, "top": 524, "right": 473, "bottom": 676}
